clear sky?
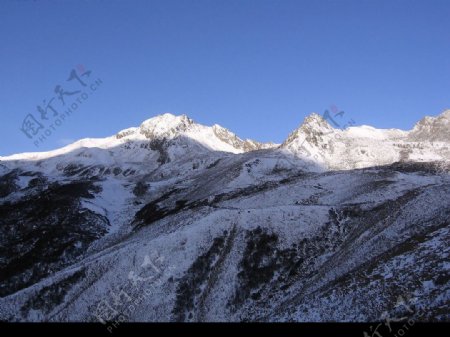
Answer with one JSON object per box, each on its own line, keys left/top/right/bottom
{"left": 0, "top": 0, "right": 449, "bottom": 155}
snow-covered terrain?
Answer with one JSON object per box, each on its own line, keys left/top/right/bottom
{"left": 0, "top": 110, "right": 449, "bottom": 322}
{"left": 282, "top": 111, "right": 449, "bottom": 170}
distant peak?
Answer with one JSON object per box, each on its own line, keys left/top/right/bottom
{"left": 141, "top": 113, "right": 193, "bottom": 126}
{"left": 409, "top": 109, "right": 450, "bottom": 142}
{"left": 138, "top": 113, "right": 194, "bottom": 139}
{"left": 282, "top": 113, "right": 335, "bottom": 147}
{"left": 300, "top": 113, "right": 334, "bottom": 130}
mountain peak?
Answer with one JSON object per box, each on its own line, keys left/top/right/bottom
{"left": 138, "top": 113, "right": 194, "bottom": 139}
{"left": 300, "top": 113, "right": 334, "bottom": 131}
{"left": 409, "top": 109, "right": 450, "bottom": 142}
{"left": 282, "top": 113, "right": 335, "bottom": 147}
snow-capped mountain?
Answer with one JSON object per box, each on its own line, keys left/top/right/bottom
{"left": 0, "top": 113, "right": 277, "bottom": 178}
{"left": 282, "top": 110, "right": 450, "bottom": 169}
{"left": 0, "top": 110, "right": 449, "bottom": 323}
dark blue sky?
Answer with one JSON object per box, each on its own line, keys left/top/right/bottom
{"left": 1, "top": 0, "right": 449, "bottom": 155}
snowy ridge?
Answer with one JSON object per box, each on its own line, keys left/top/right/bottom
{"left": 1, "top": 110, "right": 448, "bottom": 172}
{"left": 282, "top": 110, "right": 449, "bottom": 169}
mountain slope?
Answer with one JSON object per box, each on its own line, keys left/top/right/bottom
{"left": 0, "top": 110, "right": 449, "bottom": 323}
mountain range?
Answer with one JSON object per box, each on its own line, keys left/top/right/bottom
{"left": 0, "top": 110, "right": 449, "bottom": 322}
